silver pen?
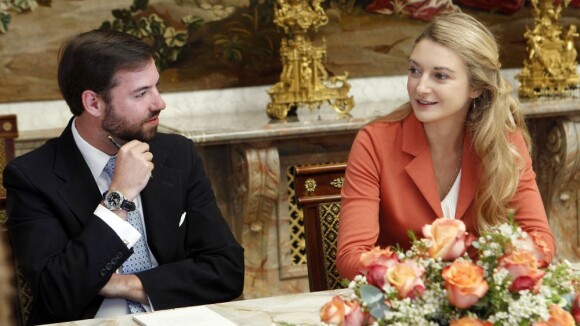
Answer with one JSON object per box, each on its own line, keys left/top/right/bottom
{"left": 107, "top": 135, "right": 153, "bottom": 179}
{"left": 107, "top": 135, "right": 122, "bottom": 149}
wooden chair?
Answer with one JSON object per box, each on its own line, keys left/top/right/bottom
{"left": 0, "top": 197, "right": 16, "bottom": 326}
{"left": 293, "top": 162, "right": 347, "bottom": 292}
{"left": 0, "top": 115, "right": 32, "bottom": 326}
{"left": 0, "top": 114, "right": 18, "bottom": 196}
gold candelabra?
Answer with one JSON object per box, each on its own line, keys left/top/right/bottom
{"left": 517, "top": 0, "right": 579, "bottom": 98}
{"left": 266, "top": 0, "right": 354, "bottom": 120}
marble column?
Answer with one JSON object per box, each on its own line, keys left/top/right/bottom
{"left": 232, "top": 145, "right": 280, "bottom": 298}
{"left": 535, "top": 116, "right": 580, "bottom": 262}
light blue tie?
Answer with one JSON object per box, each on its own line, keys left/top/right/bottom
{"left": 104, "top": 157, "right": 151, "bottom": 314}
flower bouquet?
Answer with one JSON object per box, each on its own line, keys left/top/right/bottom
{"left": 320, "top": 217, "right": 580, "bottom": 325}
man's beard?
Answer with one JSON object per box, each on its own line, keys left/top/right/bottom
{"left": 102, "top": 103, "right": 158, "bottom": 142}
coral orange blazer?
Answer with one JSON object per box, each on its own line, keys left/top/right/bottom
{"left": 337, "top": 112, "right": 555, "bottom": 280}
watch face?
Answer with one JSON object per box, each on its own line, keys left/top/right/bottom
{"left": 106, "top": 191, "right": 122, "bottom": 209}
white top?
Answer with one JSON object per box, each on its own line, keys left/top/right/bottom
{"left": 441, "top": 170, "right": 461, "bottom": 219}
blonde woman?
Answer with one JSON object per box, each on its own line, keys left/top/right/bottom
{"left": 336, "top": 13, "right": 555, "bottom": 280}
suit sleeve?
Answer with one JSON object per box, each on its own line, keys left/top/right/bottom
{"left": 509, "top": 132, "right": 556, "bottom": 264}
{"left": 137, "top": 138, "right": 244, "bottom": 309}
{"left": 3, "top": 162, "right": 132, "bottom": 323}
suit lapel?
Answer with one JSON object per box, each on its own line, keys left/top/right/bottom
{"left": 54, "top": 119, "right": 103, "bottom": 225}
{"left": 402, "top": 114, "right": 444, "bottom": 217}
{"left": 140, "top": 144, "right": 183, "bottom": 263}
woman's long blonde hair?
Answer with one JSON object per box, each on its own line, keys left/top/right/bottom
{"left": 376, "top": 13, "right": 531, "bottom": 231}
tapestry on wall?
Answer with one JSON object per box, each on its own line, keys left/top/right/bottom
{"left": 0, "top": 0, "right": 578, "bottom": 103}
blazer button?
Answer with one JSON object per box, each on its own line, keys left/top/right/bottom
{"left": 111, "top": 257, "right": 118, "bottom": 265}
{"left": 116, "top": 252, "right": 123, "bottom": 259}
{"left": 99, "top": 269, "right": 107, "bottom": 277}
{"left": 105, "top": 263, "right": 113, "bottom": 270}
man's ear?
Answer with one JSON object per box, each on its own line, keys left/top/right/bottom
{"left": 81, "top": 90, "right": 105, "bottom": 118}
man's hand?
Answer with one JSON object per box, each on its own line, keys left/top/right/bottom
{"left": 98, "top": 273, "right": 148, "bottom": 305}
{"left": 110, "top": 140, "right": 153, "bottom": 201}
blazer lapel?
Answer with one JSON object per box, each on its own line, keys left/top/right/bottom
{"left": 54, "top": 119, "right": 103, "bottom": 225}
{"left": 402, "top": 114, "right": 444, "bottom": 217}
{"left": 455, "top": 132, "right": 480, "bottom": 219}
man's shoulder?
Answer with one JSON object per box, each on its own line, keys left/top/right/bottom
{"left": 10, "top": 137, "right": 59, "bottom": 168}
{"left": 150, "top": 132, "right": 192, "bottom": 149}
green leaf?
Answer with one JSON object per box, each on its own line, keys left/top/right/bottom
{"left": 0, "top": 12, "right": 11, "bottom": 33}
{"left": 360, "top": 284, "right": 384, "bottom": 304}
{"left": 360, "top": 284, "right": 389, "bottom": 320}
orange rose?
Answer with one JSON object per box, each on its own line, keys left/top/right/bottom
{"left": 320, "top": 295, "right": 345, "bottom": 325}
{"left": 359, "top": 246, "right": 399, "bottom": 288}
{"left": 450, "top": 316, "right": 492, "bottom": 326}
{"left": 534, "top": 304, "right": 575, "bottom": 326}
{"left": 498, "top": 250, "right": 545, "bottom": 293}
{"left": 510, "top": 231, "right": 552, "bottom": 268}
{"left": 320, "top": 295, "right": 365, "bottom": 326}
{"left": 422, "top": 218, "right": 473, "bottom": 260}
{"left": 442, "top": 260, "right": 488, "bottom": 309}
{"left": 385, "top": 260, "right": 425, "bottom": 299}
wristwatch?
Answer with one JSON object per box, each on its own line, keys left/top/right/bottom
{"left": 103, "top": 190, "right": 136, "bottom": 212}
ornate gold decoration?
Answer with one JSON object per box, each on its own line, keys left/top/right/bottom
{"left": 287, "top": 166, "right": 307, "bottom": 265}
{"left": 330, "top": 177, "right": 344, "bottom": 189}
{"left": 517, "top": 0, "right": 579, "bottom": 98}
{"left": 319, "top": 201, "right": 342, "bottom": 290}
{"left": 266, "top": 0, "right": 354, "bottom": 120}
{"left": 304, "top": 178, "right": 317, "bottom": 192}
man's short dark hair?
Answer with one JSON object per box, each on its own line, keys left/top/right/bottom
{"left": 57, "top": 29, "right": 155, "bottom": 116}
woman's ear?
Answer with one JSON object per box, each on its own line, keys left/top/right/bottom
{"left": 470, "top": 88, "right": 483, "bottom": 99}
{"left": 81, "top": 90, "right": 105, "bottom": 118}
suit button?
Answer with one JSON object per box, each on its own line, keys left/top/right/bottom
{"left": 111, "top": 258, "right": 118, "bottom": 265}
{"left": 116, "top": 252, "right": 123, "bottom": 259}
{"left": 105, "top": 263, "right": 113, "bottom": 270}
{"left": 99, "top": 269, "right": 107, "bottom": 277}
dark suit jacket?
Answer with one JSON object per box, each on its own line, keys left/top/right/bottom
{"left": 3, "top": 119, "right": 244, "bottom": 325}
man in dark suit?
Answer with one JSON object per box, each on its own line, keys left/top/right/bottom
{"left": 3, "top": 29, "right": 244, "bottom": 325}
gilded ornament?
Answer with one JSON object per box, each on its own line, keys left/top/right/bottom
{"left": 330, "top": 177, "right": 344, "bottom": 189}
{"left": 266, "top": 0, "right": 354, "bottom": 119}
{"left": 304, "top": 178, "right": 317, "bottom": 192}
{"left": 517, "top": 0, "right": 579, "bottom": 98}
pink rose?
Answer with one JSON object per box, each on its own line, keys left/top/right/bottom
{"left": 358, "top": 247, "right": 399, "bottom": 288}
{"left": 534, "top": 304, "right": 575, "bottom": 326}
{"left": 450, "top": 317, "right": 492, "bottom": 326}
{"left": 498, "top": 250, "right": 545, "bottom": 293}
{"left": 442, "top": 260, "right": 488, "bottom": 309}
{"left": 320, "top": 295, "right": 365, "bottom": 326}
{"left": 385, "top": 260, "right": 426, "bottom": 299}
{"left": 422, "top": 218, "right": 474, "bottom": 260}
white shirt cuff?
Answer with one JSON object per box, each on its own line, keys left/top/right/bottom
{"left": 95, "top": 204, "right": 141, "bottom": 248}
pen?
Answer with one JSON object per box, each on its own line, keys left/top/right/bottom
{"left": 108, "top": 135, "right": 153, "bottom": 179}
{"left": 107, "top": 135, "right": 121, "bottom": 149}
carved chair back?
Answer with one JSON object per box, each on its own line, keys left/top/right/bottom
{"left": 293, "top": 162, "right": 346, "bottom": 292}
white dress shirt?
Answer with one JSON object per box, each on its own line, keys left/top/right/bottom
{"left": 71, "top": 119, "right": 157, "bottom": 317}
